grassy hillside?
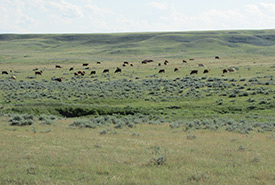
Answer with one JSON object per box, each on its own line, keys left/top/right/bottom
{"left": 1, "top": 30, "right": 275, "bottom": 65}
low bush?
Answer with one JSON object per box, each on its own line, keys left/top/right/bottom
{"left": 9, "top": 114, "right": 34, "bottom": 126}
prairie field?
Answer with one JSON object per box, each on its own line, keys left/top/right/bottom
{"left": 0, "top": 30, "right": 274, "bottom": 184}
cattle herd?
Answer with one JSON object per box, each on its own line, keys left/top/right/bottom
{"left": 1, "top": 56, "right": 237, "bottom": 81}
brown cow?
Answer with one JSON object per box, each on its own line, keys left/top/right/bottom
{"left": 11, "top": 75, "right": 16, "bottom": 80}
{"left": 203, "top": 69, "right": 210, "bottom": 73}
{"left": 103, "top": 69, "right": 109, "bottom": 73}
{"left": 35, "top": 71, "right": 43, "bottom": 75}
{"left": 190, "top": 70, "right": 198, "bottom": 75}
{"left": 114, "top": 67, "right": 122, "bottom": 73}
{"left": 74, "top": 72, "right": 79, "bottom": 76}
{"left": 56, "top": 78, "right": 62, "bottom": 82}
{"left": 164, "top": 60, "right": 169, "bottom": 65}
{"left": 174, "top": 68, "right": 179, "bottom": 72}
{"left": 2, "top": 71, "right": 8, "bottom": 75}
{"left": 83, "top": 63, "right": 89, "bottom": 66}
{"left": 223, "top": 69, "right": 228, "bottom": 73}
{"left": 69, "top": 67, "right": 74, "bottom": 71}
{"left": 90, "top": 71, "right": 96, "bottom": 75}
{"left": 159, "top": 69, "right": 165, "bottom": 73}
{"left": 56, "top": 65, "right": 62, "bottom": 68}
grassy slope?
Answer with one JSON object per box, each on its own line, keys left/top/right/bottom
{"left": 1, "top": 30, "right": 275, "bottom": 64}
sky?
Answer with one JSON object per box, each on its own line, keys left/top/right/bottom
{"left": 1, "top": 0, "right": 275, "bottom": 33}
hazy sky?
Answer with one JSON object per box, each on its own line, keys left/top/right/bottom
{"left": 1, "top": 0, "right": 275, "bottom": 33}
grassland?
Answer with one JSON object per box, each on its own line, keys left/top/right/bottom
{"left": 0, "top": 30, "right": 274, "bottom": 184}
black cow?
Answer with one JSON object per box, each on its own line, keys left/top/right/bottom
{"left": 103, "top": 69, "right": 109, "bottom": 73}
{"left": 159, "top": 69, "right": 165, "bottom": 73}
{"left": 90, "top": 71, "right": 96, "bottom": 75}
{"left": 69, "top": 67, "right": 74, "bottom": 71}
{"left": 190, "top": 70, "right": 198, "bottom": 75}
{"left": 56, "top": 65, "right": 62, "bottom": 68}
{"left": 115, "top": 68, "right": 122, "bottom": 73}
{"left": 83, "top": 63, "right": 89, "bottom": 66}
{"left": 2, "top": 71, "right": 8, "bottom": 75}
{"left": 223, "top": 69, "right": 228, "bottom": 73}
{"left": 35, "top": 71, "right": 43, "bottom": 75}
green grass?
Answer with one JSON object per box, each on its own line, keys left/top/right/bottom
{"left": 0, "top": 30, "right": 274, "bottom": 184}
{"left": 0, "top": 118, "right": 274, "bottom": 184}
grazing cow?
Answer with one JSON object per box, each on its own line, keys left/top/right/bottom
{"left": 74, "top": 72, "right": 79, "bottom": 76}
{"left": 215, "top": 56, "right": 220, "bottom": 59}
{"left": 123, "top": 61, "right": 129, "bottom": 65}
{"left": 56, "top": 78, "right": 62, "bottom": 82}
{"left": 142, "top": 60, "right": 148, "bottom": 64}
{"left": 84, "top": 67, "right": 89, "bottom": 70}
{"left": 228, "top": 68, "right": 236, "bottom": 72}
{"left": 142, "top": 59, "right": 153, "bottom": 64}
{"left": 2, "top": 71, "right": 8, "bottom": 75}
{"left": 189, "top": 58, "right": 195, "bottom": 61}
{"left": 11, "top": 76, "right": 16, "bottom": 80}
{"left": 97, "top": 62, "right": 101, "bottom": 64}
{"left": 103, "top": 69, "right": 109, "bottom": 73}
{"left": 159, "top": 69, "right": 165, "bottom": 73}
{"left": 90, "top": 71, "right": 96, "bottom": 75}
{"left": 83, "top": 63, "right": 89, "bottom": 66}
{"left": 198, "top": 64, "right": 204, "bottom": 67}
{"left": 69, "top": 67, "right": 74, "bottom": 71}
{"left": 182, "top": 60, "right": 187, "bottom": 63}
{"left": 203, "top": 69, "right": 210, "bottom": 73}
{"left": 35, "top": 71, "right": 43, "bottom": 75}
{"left": 114, "top": 67, "right": 122, "bottom": 73}
{"left": 130, "top": 64, "right": 133, "bottom": 66}
{"left": 56, "top": 65, "right": 62, "bottom": 68}
{"left": 190, "top": 70, "right": 198, "bottom": 75}
{"left": 164, "top": 60, "right": 169, "bottom": 65}
{"left": 78, "top": 71, "right": 85, "bottom": 76}
{"left": 122, "top": 64, "right": 126, "bottom": 67}
{"left": 33, "top": 68, "right": 38, "bottom": 71}
{"left": 174, "top": 68, "right": 179, "bottom": 72}
{"left": 223, "top": 69, "right": 228, "bottom": 73}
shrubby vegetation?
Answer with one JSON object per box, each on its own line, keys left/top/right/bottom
{"left": 9, "top": 114, "right": 34, "bottom": 126}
